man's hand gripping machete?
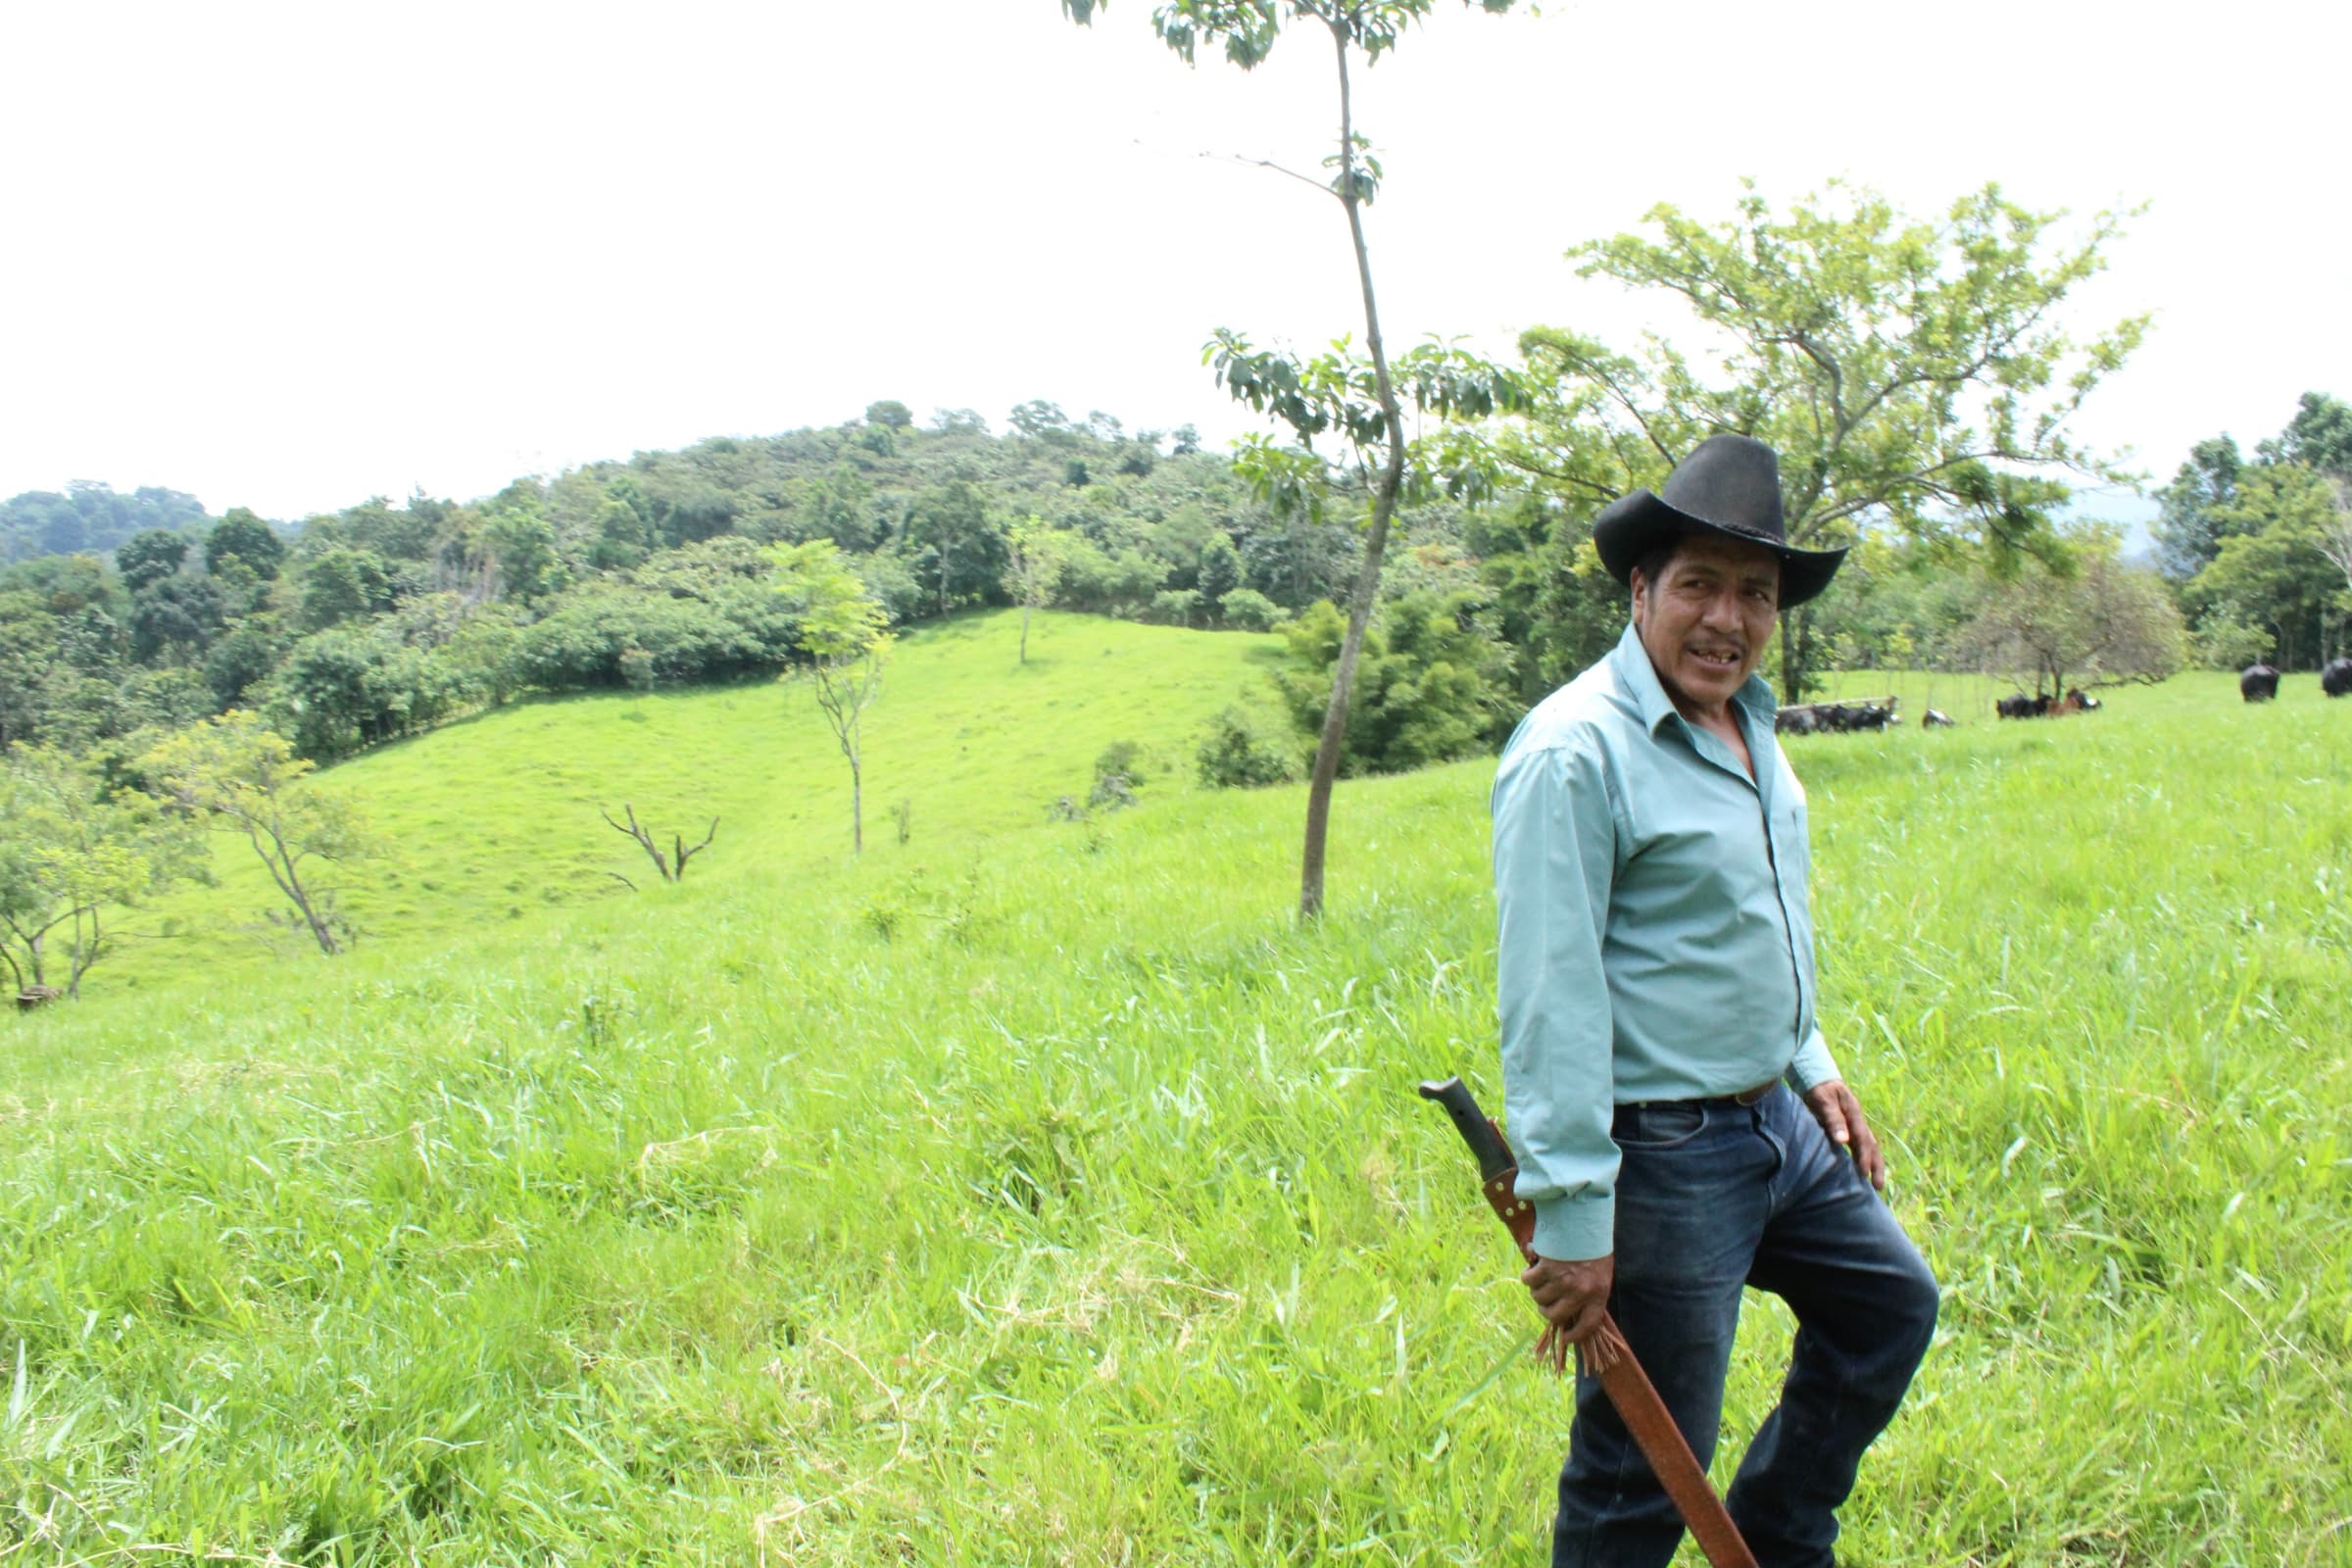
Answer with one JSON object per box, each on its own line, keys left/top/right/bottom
{"left": 1419, "top": 1075, "right": 1759, "bottom": 1568}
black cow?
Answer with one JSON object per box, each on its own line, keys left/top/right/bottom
{"left": 1996, "top": 694, "right": 2035, "bottom": 719}
{"left": 2323, "top": 658, "right": 2352, "bottom": 698}
{"left": 2066, "top": 688, "right": 2101, "bottom": 711}
{"left": 2240, "top": 664, "right": 2280, "bottom": 703}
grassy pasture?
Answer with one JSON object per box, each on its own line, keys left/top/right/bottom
{"left": 3, "top": 625, "right": 2349, "bottom": 1565}
{"left": 95, "top": 611, "right": 1283, "bottom": 990}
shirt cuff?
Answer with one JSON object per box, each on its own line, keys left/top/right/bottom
{"left": 1786, "top": 1027, "right": 1841, "bottom": 1092}
{"left": 1531, "top": 1194, "right": 1614, "bottom": 1262}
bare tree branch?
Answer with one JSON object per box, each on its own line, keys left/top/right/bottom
{"left": 675, "top": 818, "right": 719, "bottom": 880}
{"left": 602, "top": 803, "right": 674, "bottom": 883}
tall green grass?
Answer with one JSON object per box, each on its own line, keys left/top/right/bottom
{"left": 3, "top": 630, "right": 2348, "bottom": 1564}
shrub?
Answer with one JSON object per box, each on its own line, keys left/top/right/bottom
{"left": 1088, "top": 772, "right": 1137, "bottom": 811}
{"left": 1219, "top": 587, "right": 1286, "bottom": 632}
{"left": 2190, "top": 607, "right": 2275, "bottom": 671}
{"left": 1196, "top": 705, "right": 1301, "bottom": 789}
{"left": 514, "top": 541, "right": 799, "bottom": 692}
{"left": 1150, "top": 588, "right": 1202, "bottom": 627}
{"left": 1094, "top": 739, "right": 1149, "bottom": 788}
{"left": 1273, "top": 591, "right": 1514, "bottom": 776}
{"left": 265, "top": 625, "right": 468, "bottom": 759}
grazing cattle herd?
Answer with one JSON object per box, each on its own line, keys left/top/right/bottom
{"left": 1995, "top": 688, "right": 2102, "bottom": 720}
{"left": 1775, "top": 662, "right": 2344, "bottom": 739}
{"left": 1776, "top": 697, "right": 1900, "bottom": 734}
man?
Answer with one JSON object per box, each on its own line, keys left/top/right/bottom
{"left": 1491, "top": 434, "right": 1938, "bottom": 1567}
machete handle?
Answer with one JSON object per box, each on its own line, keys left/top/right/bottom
{"left": 1416, "top": 1075, "right": 1517, "bottom": 1183}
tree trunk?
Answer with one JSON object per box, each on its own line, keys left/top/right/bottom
{"left": 1778, "top": 613, "right": 1801, "bottom": 704}
{"left": 851, "top": 754, "right": 864, "bottom": 856}
{"left": 68, "top": 908, "right": 94, "bottom": 1000}
{"left": 1299, "top": 24, "right": 1406, "bottom": 924}
{"left": 1020, "top": 603, "right": 1032, "bottom": 663}
{"left": 296, "top": 885, "right": 341, "bottom": 956}
{"left": 280, "top": 855, "right": 341, "bottom": 956}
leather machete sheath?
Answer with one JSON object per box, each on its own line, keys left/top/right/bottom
{"left": 1422, "top": 1076, "right": 1758, "bottom": 1568}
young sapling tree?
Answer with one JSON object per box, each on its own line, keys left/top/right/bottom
{"left": 141, "top": 710, "right": 376, "bottom": 956}
{"left": 1065, "top": 0, "right": 1527, "bottom": 919}
{"left": 771, "top": 541, "right": 894, "bottom": 854}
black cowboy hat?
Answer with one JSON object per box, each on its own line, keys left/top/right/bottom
{"left": 1592, "top": 434, "right": 1847, "bottom": 607}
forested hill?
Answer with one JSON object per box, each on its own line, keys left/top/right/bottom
{"left": 522, "top": 401, "right": 1363, "bottom": 621}
{"left": 9, "top": 384, "right": 2343, "bottom": 774}
{"left": 0, "top": 403, "right": 1402, "bottom": 762}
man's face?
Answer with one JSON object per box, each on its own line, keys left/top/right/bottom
{"left": 1631, "top": 532, "right": 1782, "bottom": 715}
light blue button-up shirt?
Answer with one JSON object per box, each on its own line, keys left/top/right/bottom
{"left": 1491, "top": 623, "right": 1841, "bottom": 1261}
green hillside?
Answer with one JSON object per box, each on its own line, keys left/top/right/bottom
{"left": 99, "top": 610, "right": 1283, "bottom": 990}
{"left": 3, "top": 645, "right": 2349, "bottom": 1564}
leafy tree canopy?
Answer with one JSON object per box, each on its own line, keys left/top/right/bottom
{"left": 1492, "top": 179, "right": 2148, "bottom": 699}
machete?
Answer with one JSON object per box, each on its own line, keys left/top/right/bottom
{"left": 1419, "top": 1074, "right": 1758, "bottom": 1568}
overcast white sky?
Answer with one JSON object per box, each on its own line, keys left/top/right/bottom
{"left": 2, "top": 0, "right": 2343, "bottom": 521}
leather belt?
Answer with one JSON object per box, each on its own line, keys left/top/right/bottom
{"left": 1627, "top": 1080, "right": 1779, "bottom": 1111}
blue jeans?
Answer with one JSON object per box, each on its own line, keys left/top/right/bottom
{"left": 1551, "top": 1085, "right": 1938, "bottom": 1568}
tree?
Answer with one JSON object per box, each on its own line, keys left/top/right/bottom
{"left": 2258, "top": 391, "right": 2352, "bottom": 473}
{"left": 1954, "top": 527, "right": 2184, "bottom": 696}
{"left": 473, "top": 504, "right": 568, "bottom": 605}
{"left": 2184, "top": 465, "right": 2343, "bottom": 667}
{"left": 205, "top": 509, "right": 286, "bottom": 583}
{"left": 128, "top": 573, "right": 224, "bottom": 664}
{"left": 770, "top": 542, "right": 893, "bottom": 854}
{"left": 1007, "top": 400, "right": 1075, "bottom": 440}
{"left": 299, "top": 547, "right": 397, "bottom": 631}
{"left": 0, "top": 600, "right": 51, "bottom": 750}
{"left": 1197, "top": 531, "right": 1245, "bottom": 619}
{"left": 865, "top": 400, "right": 915, "bottom": 431}
{"left": 2321, "top": 475, "right": 2352, "bottom": 605}
{"left": 1497, "top": 180, "right": 2149, "bottom": 702}
{"left": 116, "top": 528, "right": 190, "bottom": 596}
{"left": 2160, "top": 395, "right": 2352, "bottom": 664}
{"left": 1003, "top": 515, "right": 1071, "bottom": 662}
{"left": 1067, "top": 0, "right": 1526, "bottom": 921}
{"left": 900, "top": 480, "right": 1004, "bottom": 615}
{"left": 806, "top": 464, "right": 880, "bottom": 553}
{"left": 0, "top": 746, "right": 204, "bottom": 998}
{"left": 141, "top": 710, "right": 378, "bottom": 956}
{"left": 2151, "top": 435, "right": 2246, "bottom": 581}
{"left": 204, "top": 622, "right": 282, "bottom": 710}
{"left": 588, "top": 480, "right": 658, "bottom": 570}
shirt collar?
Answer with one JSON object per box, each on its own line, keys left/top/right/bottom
{"left": 1609, "top": 621, "right": 1782, "bottom": 737}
